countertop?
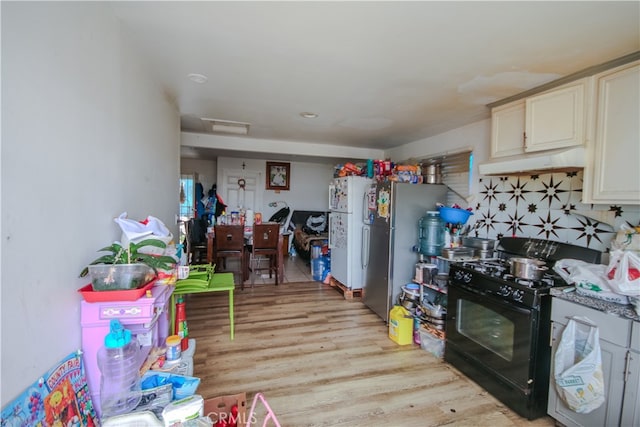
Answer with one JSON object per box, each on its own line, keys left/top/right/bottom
{"left": 550, "top": 287, "right": 640, "bottom": 322}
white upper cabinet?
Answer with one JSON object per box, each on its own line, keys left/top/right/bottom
{"left": 490, "top": 79, "right": 588, "bottom": 159}
{"left": 490, "top": 100, "right": 525, "bottom": 158}
{"left": 583, "top": 60, "right": 640, "bottom": 204}
{"left": 525, "top": 78, "right": 588, "bottom": 152}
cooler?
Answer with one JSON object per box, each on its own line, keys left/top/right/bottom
{"left": 80, "top": 284, "right": 173, "bottom": 417}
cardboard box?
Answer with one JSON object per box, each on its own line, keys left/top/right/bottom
{"left": 203, "top": 393, "right": 247, "bottom": 426}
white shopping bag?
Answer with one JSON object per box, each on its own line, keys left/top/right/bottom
{"left": 554, "top": 316, "right": 605, "bottom": 414}
{"left": 606, "top": 249, "right": 640, "bottom": 297}
{"left": 114, "top": 212, "right": 173, "bottom": 255}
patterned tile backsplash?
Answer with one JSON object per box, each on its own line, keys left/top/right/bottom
{"left": 470, "top": 170, "right": 640, "bottom": 254}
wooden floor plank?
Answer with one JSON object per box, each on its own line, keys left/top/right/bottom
{"left": 187, "top": 281, "right": 555, "bottom": 426}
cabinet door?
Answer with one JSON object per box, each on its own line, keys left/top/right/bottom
{"left": 525, "top": 79, "right": 587, "bottom": 152}
{"left": 621, "top": 351, "right": 640, "bottom": 427}
{"left": 586, "top": 61, "right": 640, "bottom": 204}
{"left": 547, "top": 320, "right": 626, "bottom": 427}
{"left": 490, "top": 100, "right": 525, "bottom": 158}
{"left": 621, "top": 321, "right": 640, "bottom": 425}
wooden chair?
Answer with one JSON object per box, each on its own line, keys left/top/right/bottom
{"left": 185, "top": 218, "right": 208, "bottom": 265}
{"left": 171, "top": 269, "right": 235, "bottom": 340}
{"left": 248, "top": 223, "right": 281, "bottom": 289}
{"left": 213, "top": 224, "right": 246, "bottom": 285}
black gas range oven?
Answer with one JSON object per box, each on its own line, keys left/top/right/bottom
{"left": 444, "top": 237, "right": 601, "bottom": 420}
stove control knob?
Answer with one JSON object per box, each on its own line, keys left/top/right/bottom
{"left": 453, "top": 271, "right": 473, "bottom": 284}
{"left": 497, "top": 285, "right": 511, "bottom": 297}
{"left": 512, "top": 290, "right": 524, "bottom": 303}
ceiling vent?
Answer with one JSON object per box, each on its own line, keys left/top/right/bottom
{"left": 201, "top": 118, "right": 250, "bottom": 135}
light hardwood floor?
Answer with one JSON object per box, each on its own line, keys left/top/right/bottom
{"left": 188, "top": 257, "right": 556, "bottom": 426}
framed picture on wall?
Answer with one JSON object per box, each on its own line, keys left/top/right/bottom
{"left": 266, "top": 162, "right": 290, "bottom": 191}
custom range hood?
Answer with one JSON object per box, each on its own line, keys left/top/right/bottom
{"left": 478, "top": 146, "right": 586, "bottom": 176}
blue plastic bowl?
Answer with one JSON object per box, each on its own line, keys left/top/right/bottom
{"left": 438, "top": 206, "right": 473, "bottom": 225}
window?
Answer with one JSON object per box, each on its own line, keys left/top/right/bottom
{"left": 179, "top": 174, "right": 195, "bottom": 220}
{"left": 421, "top": 150, "right": 473, "bottom": 206}
{"left": 179, "top": 174, "right": 195, "bottom": 245}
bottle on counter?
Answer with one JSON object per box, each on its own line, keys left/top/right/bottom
{"left": 174, "top": 296, "right": 189, "bottom": 351}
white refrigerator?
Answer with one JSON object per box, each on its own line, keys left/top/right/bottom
{"left": 328, "top": 176, "right": 373, "bottom": 289}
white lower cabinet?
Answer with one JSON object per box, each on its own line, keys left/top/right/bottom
{"left": 621, "top": 322, "right": 640, "bottom": 426}
{"left": 548, "top": 297, "right": 636, "bottom": 427}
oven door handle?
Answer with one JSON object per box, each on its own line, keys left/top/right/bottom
{"left": 490, "top": 295, "right": 533, "bottom": 316}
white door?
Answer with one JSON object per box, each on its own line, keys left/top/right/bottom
{"left": 221, "top": 169, "right": 262, "bottom": 213}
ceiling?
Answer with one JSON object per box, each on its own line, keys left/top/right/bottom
{"left": 110, "top": 1, "right": 639, "bottom": 162}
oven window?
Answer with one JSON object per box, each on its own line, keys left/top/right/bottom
{"left": 457, "top": 299, "right": 514, "bottom": 361}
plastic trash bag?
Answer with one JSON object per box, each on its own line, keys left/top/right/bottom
{"left": 115, "top": 212, "right": 173, "bottom": 255}
{"left": 554, "top": 259, "right": 610, "bottom": 290}
{"left": 554, "top": 259, "right": 629, "bottom": 305}
{"left": 606, "top": 249, "right": 640, "bottom": 297}
{"left": 554, "top": 316, "right": 605, "bottom": 414}
{"left": 611, "top": 224, "right": 640, "bottom": 252}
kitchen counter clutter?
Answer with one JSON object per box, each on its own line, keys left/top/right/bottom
{"left": 550, "top": 287, "right": 640, "bottom": 322}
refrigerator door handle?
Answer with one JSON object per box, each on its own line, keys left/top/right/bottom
{"left": 362, "top": 226, "right": 370, "bottom": 269}
{"left": 328, "top": 183, "right": 335, "bottom": 210}
{"left": 328, "top": 213, "right": 333, "bottom": 249}
{"left": 362, "top": 189, "right": 369, "bottom": 224}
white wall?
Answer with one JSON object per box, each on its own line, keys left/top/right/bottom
{"left": 216, "top": 157, "right": 333, "bottom": 220}
{"left": 1, "top": 2, "right": 180, "bottom": 404}
{"left": 180, "top": 158, "right": 218, "bottom": 194}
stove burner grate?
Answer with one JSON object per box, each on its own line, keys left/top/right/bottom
{"left": 457, "top": 259, "right": 563, "bottom": 288}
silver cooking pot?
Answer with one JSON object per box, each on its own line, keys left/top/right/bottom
{"left": 509, "top": 257, "right": 548, "bottom": 280}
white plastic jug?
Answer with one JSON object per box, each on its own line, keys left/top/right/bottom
{"left": 97, "top": 319, "right": 142, "bottom": 417}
